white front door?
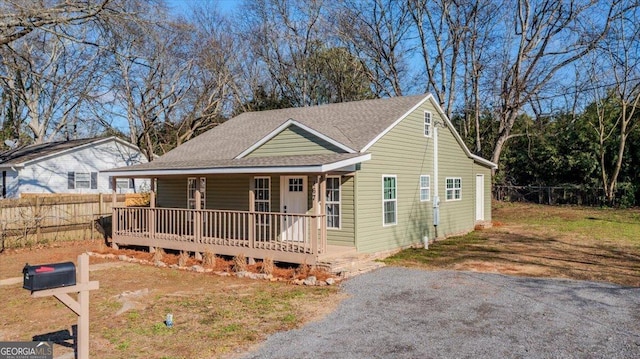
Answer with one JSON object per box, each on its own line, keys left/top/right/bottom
{"left": 475, "top": 174, "right": 485, "bottom": 221}
{"left": 280, "top": 176, "right": 307, "bottom": 241}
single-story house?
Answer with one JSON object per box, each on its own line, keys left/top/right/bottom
{"left": 104, "top": 94, "right": 496, "bottom": 265}
{"left": 0, "top": 137, "right": 148, "bottom": 198}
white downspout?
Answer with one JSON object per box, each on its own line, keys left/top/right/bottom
{"left": 432, "top": 125, "right": 440, "bottom": 242}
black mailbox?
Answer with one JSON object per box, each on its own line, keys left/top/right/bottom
{"left": 23, "top": 262, "right": 76, "bottom": 291}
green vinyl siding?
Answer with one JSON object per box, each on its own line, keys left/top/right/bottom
{"left": 354, "top": 98, "right": 492, "bottom": 254}
{"left": 437, "top": 125, "right": 475, "bottom": 235}
{"left": 354, "top": 101, "right": 436, "bottom": 254}
{"left": 156, "top": 175, "right": 280, "bottom": 212}
{"left": 157, "top": 177, "right": 187, "bottom": 208}
{"left": 327, "top": 175, "right": 355, "bottom": 247}
{"left": 247, "top": 125, "right": 346, "bottom": 157}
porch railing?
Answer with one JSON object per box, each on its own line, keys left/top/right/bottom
{"left": 112, "top": 207, "right": 327, "bottom": 263}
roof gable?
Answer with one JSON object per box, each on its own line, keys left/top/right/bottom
{"left": 0, "top": 137, "right": 142, "bottom": 168}
{"left": 237, "top": 119, "right": 355, "bottom": 158}
{"left": 150, "top": 95, "right": 427, "bottom": 166}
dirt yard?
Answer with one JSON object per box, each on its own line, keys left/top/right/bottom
{"left": 0, "top": 241, "right": 340, "bottom": 358}
{"left": 386, "top": 202, "right": 640, "bottom": 287}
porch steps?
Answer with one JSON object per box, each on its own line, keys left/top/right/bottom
{"left": 318, "top": 246, "right": 386, "bottom": 278}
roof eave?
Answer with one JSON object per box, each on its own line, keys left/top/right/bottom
{"left": 101, "top": 153, "right": 372, "bottom": 178}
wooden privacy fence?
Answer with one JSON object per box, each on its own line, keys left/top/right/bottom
{"left": 0, "top": 194, "right": 128, "bottom": 249}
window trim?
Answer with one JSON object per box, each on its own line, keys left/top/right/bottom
{"left": 187, "top": 177, "right": 206, "bottom": 209}
{"left": 420, "top": 175, "right": 431, "bottom": 202}
{"left": 253, "top": 176, "right": 271, "bottom": 213}
{"left": 326, "top": 176, "right": 341, "bottom": 230}
{"left": 445, "top": 177, "right": 462, "bottom": 201}
{"left": 68, "top": 171, "right": 97, "bottom": 190}
{"left": 424, "top": 111, "right": 432, "bottom": 137}
{"left": 382, "top": 175, "right": 397, "bottom": 226}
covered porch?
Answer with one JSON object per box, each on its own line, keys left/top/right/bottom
{"left": 105, "top": 153, "right": 370, "bottom": 265}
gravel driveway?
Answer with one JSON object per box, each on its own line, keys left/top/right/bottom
{"left": 243, "top": 267, "right": 640, "bottom": 359}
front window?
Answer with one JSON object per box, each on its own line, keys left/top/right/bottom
{"left": 188, "top": 177, "right": 206, "bottom": 209}
{"left": 254, "top": 177, "right": 271, "bottom": 212}
{"left": 446, "top": 177, "right": 462, "bottom": 201}
{"left": 382, "top": 176, "right": 397, "bottom": 225}
{"left": 420, "top": 175, "right": 430, "bottom": 202}
{"left": 326, "top": 176, "right": 341, "bottom": 229}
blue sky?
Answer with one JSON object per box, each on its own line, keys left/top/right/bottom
{"left": 165, "top": 0, "right": 239, "bottom": 16}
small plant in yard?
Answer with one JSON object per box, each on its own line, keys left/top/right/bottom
{"left": 178, "top": 251, "right": 190, "bottom": 267}
{"left": 153, "top": 248, "right": 165, "bottom": 262}
{"left": 202, "top": 249, "right": 216, "bottom": 268}
{"left": 261, "top": 257, "right": 274, "bottom": 275}
{"left": 233, "top": 253, "right": 248, "bottom": 272}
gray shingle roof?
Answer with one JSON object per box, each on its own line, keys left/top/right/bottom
{"left": 152, "top": 94, "right": 427, "bottom": 165}
{"left": 0, "top": 138, "right": 101, "bottom": 165}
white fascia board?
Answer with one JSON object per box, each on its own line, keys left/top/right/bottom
{"left": 426, "top": 96, "right": 498, "bottom": 170}
{"left": 235, "top": 119, "right": 356, "bottom": 159}
{"left": 102, "top": 154, "right": 372, "bottom": 178}
{"left": 361, "top": 95, "right": 431, "bottom": 152}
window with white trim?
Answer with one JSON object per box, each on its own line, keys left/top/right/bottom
{"left": 67, "top": 172, "right": 97, "bottom": 189}
{"left": 420, "top": 175, "right": 430, "bottom": 202}
{"left": 254, "top": 177, "right": 271, "bottom": 232}
{"left": 188, "top": 177, "right": 206, "bottom": 209}
{"left": 254, "top": 177, "right": 270, "bottom": 213}
{"left": 446, "top": 177, "right": 462, "bottom": 201}
{"left": 326, "top": 176, "right": 341, "bottom": 229}
{"left": 382, "top": 176, "right": 397, "bottom": 225}
{"left": 424, "top": 111, "right": 432, "bottom": 137}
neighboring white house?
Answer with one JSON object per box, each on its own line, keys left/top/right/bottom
{"left": 0, "top": 137, "right": 149, "bottom": 198}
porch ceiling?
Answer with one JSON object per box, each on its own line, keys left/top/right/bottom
{"left": 101, "top": 152, "right": 371, "bottom": 178}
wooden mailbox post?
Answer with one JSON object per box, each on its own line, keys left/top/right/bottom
{"left": 29, "top": 254, "right": 99, "bottom": 359}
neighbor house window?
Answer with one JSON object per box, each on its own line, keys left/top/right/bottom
{"left": 382, "top": 175, "right": 397, "bottom": 225}
{"left": 420, "top": 175, "right": 430, "bottom": 202}
{"left": 446, "top": 177, "right": 462, "bottom": 201}
{"left": 188, "top": 177, "right": 206, "bottom": 209}
{"left": 326, "top": 176, "right": 341, "bottom": 229}
{"left": 108, "top": 177, "right": 134, "bottom": 190}
{"left": 68, "top": 172, "right": 97, "bottom": 189}
{"left": 424, "top": 111, "right": 432, "bottom": 137}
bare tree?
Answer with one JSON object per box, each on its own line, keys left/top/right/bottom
{"left": 487, "top": 0, "right": 626, "bottom": 166}
{"left": 0, "top": 30, "right": 107, "bottom": 143}
{"left": 0, "top": 0, "right": 110, "bottom": 47}
{"left": 583, "top": 6, "right": 640, "bottom": 204}
{"left": 334, "top": 0, "right": 411, "bottom": 97}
